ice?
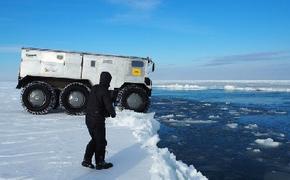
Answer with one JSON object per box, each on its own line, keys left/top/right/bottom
{"left": 154, "top": 102, "right": 167, "bottom": 105}
{"left": 208, "top": 115, "right": 220, "bottom": 119}
{"left": 153, "top": 80, "right": 290, "bottom": 92}
{"left": 268, "top": 110, "right": 287, "bottom": 115}
{"left": 279, "top": 133, "right": 285, "bottom": 137}
{"left": 154, "top": 84, "right": 207, "bottom": 91}
{"left": 240, "top": 108, "right": 261, "bottom": 113}
{"left": 184, "top": 120, "right": 217, "bottom": 124}
{"left": 253, "top": 149, "right": 261, "bottom": 153}
{"left": 224, "top": 85, "right": 290, "bottom": 93}
{"left": 226, "top": 123, "right": 238, "bottom": 129}
{"left": 253, "top": 132, "right": 270, "bottom": 137}
{"left": 244, "top": 124, "right": 258, "bottom": 129}
{"left": 176, "top": 114, "right": 186, "bottom": 117}
{"left": 0, "top": 81, "right": 206, "bottom": 180}
{"left": 160, "top": 114, "right": 175, "bottom": 119}
{"left": 224, "top": 85, "right": 256, "bottom": 91}
{"left": 163, "top": 118, "right": 217, "bottom": 125}
{"left": 255, "top": 138, "right": 281, "bottom": 148}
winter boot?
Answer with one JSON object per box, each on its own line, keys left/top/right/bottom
{"left": 95, "top": 161, "right": 113, "bottom": 170}
{"left": 81, "top": 160, "right": 95, "bottom": 169}
{"left": 95, "top": 156, "right": 113, "bottom": 170}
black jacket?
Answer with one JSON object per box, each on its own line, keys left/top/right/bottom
{"left": 85, "top": 72, "right": 116, "bottom": 127}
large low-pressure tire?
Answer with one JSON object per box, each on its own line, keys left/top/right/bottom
{"left": 116, "top": 85, "right": 150, "bottom": 113}
{"left": 21, "top": 81, "right": 56, "bottom": 115}
{"left": 60, "top": 82, "right": 90, "bottom": 115}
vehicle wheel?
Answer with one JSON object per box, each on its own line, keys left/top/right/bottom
{"left": 21, "top": 81, "right": 56, "bottom": 115}
{"left": 60, "top": 82, "right": 90, "bottom": 115}
{"left": 116, "top": 85, "right": 150, "bottom": 113}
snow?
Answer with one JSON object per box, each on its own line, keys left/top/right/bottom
{"left": 0, "top": 82, "right": 206, "bottom": 180}
{"left": 226, "top": 123, "right": 238, "bottom": 129}
{"left": 255, "top": 138, "right": 281, "bottom": 148}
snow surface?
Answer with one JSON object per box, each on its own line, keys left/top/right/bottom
{"left": 0, "top": 82, "right": 206, "bottom": 180}
{"left": 255, "top": 138, "right": 281, "bottom": 148}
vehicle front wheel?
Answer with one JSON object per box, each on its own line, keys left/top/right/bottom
{"left": 116, "top": 85, "right": 150, "bottom": 113}
{"left": 60, "top": 83, "right": 90, "bottom": 115}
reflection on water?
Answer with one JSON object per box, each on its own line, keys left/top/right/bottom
{"left": 150, "top": 89, "right": 290, "bottom": 180}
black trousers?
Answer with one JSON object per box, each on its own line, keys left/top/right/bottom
{"left": 84, "top": 122, "right": 107, "bottom": 164}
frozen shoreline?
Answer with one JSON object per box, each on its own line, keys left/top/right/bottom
{"left": 0, "top": 82, "right": 206, "bottom": 180}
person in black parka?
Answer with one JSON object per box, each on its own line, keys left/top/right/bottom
{"left": 82, "top": 72, "right": 116, "bottom": 170}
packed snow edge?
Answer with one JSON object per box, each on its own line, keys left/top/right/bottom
{"left": 108, "top": 110, "right": 207, "bottom": 180}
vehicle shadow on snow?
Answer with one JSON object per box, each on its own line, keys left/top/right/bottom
{"left": 75, "top": 143, "right": 147, "bottom": 179}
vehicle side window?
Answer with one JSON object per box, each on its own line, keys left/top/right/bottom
{"left": 132, "top": 61, "right": 144, "bottom": 67}
{"left": 91, "top": 61, "right": 96, "bottom": 67}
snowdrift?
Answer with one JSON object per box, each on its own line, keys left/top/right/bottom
{"left": 109, "top": 111, "right": 207, "bottom": 180}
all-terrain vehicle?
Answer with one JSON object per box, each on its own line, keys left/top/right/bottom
{"left": 16, "top": 47, "right": 155, "bottom": 115}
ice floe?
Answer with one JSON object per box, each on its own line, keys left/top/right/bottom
{"left": 226, "top": 123, "right": 238, "bottom": 129}
{"left": 244, "top": 124, "right": 258, "bottom": 129}
{"left": 255, "top": 138, "right": 281, "bottom": 148}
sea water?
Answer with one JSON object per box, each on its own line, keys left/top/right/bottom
{"left": 150, "top": 81, "right": 290, "bottom": 180}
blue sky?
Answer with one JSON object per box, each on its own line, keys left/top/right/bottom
{"left": 1, "top": 0, "right": 290, "bottom": 80}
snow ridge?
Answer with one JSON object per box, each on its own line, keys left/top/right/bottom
{"left": 109, "top": 110, "right": 207, "bottom": 180}
{"left": 153, "top": 80, "right": 290, "bottom": 93}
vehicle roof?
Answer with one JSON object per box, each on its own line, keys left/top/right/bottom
{"left": 22, "top": 47, "right": 150, "bottom": 61}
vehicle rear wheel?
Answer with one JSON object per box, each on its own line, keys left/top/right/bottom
{"left": 60, "top": 83, "right": 90, "bottom": 115}
{"left": 21, "top": 81, "right": 56, "bottom": 114}
{"left": 116, "top": 85, "right": 150, "bottom": 113}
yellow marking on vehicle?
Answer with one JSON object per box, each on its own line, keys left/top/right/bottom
{"left": 132, "top": 68, "right": 142, "bottom": 76}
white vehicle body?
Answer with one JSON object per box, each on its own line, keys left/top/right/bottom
{"left": 17, "top": 47, "right": 154, "bottom": 115}
{"left": 19, "top": 48, "right": 153, "bottom": 90}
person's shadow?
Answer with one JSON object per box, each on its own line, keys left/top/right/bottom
{"left": 75, "top": 143, "right": 148, "bottom": 180}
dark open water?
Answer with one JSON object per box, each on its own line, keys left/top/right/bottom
{"left": 150, "top": 87, "right": 290, "bottom": 180}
